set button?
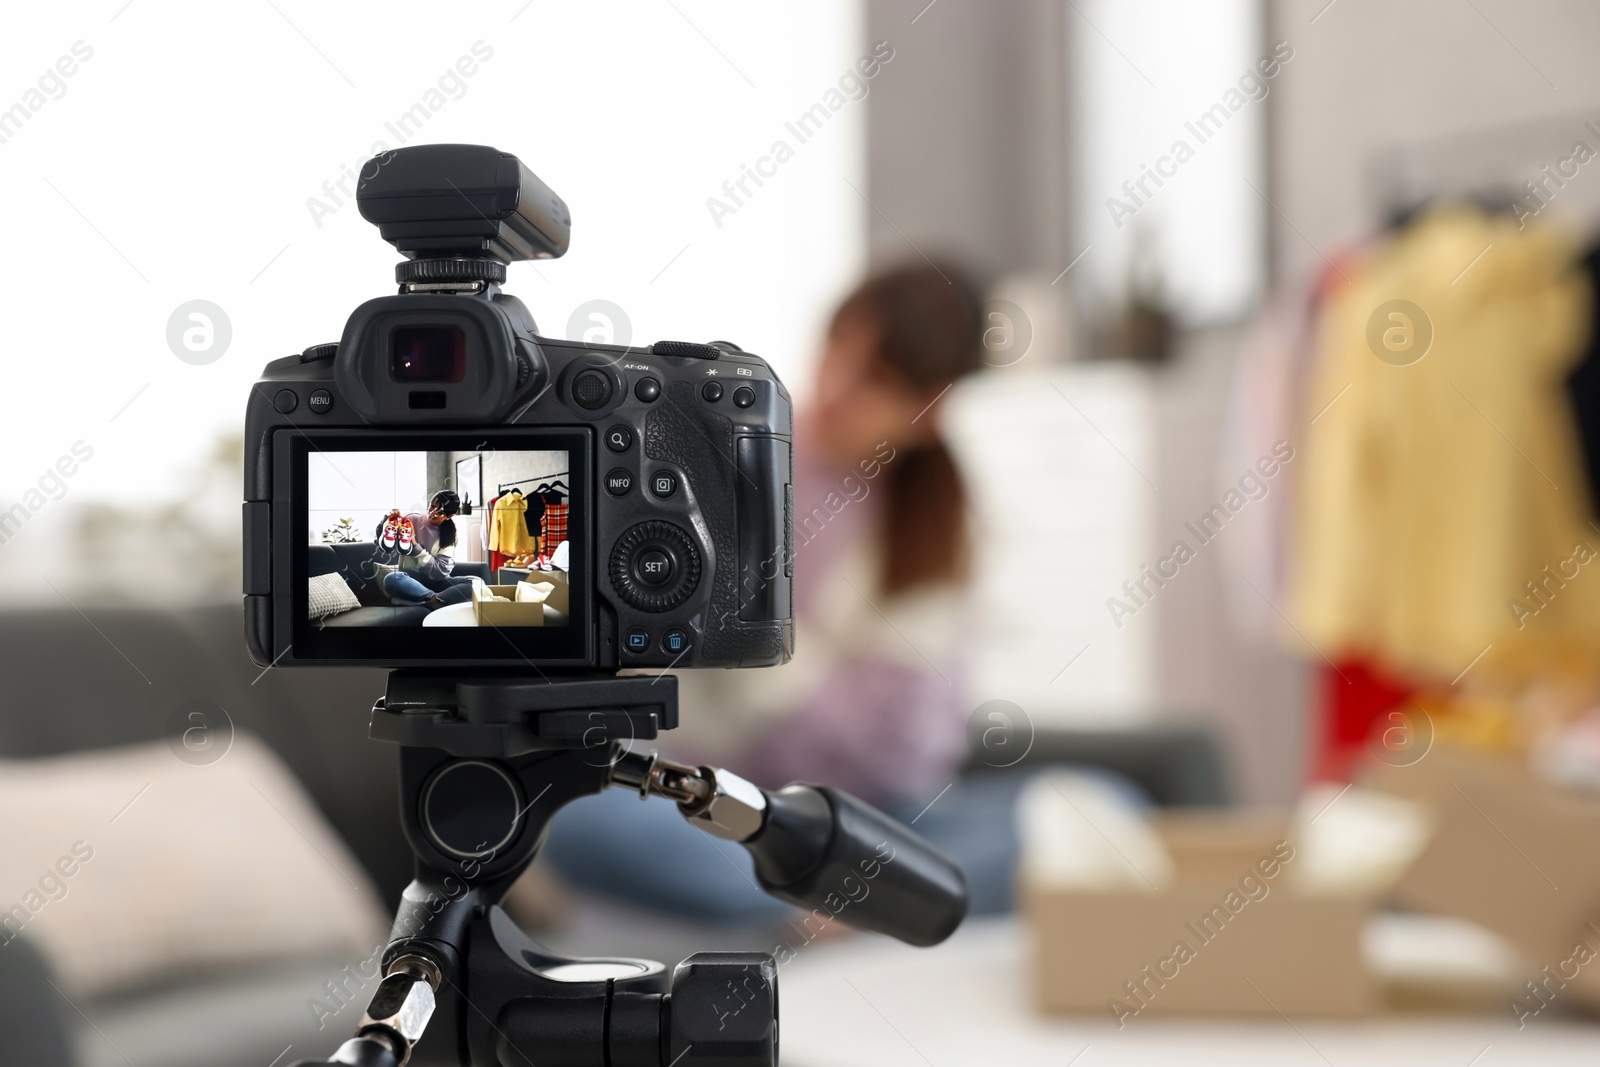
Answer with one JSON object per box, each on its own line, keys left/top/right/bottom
{"left": 635, "top": 549, "right": 673, "bottom": 586}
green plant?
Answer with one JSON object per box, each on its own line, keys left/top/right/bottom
{"left": 321, "top": 518, "right": 363, "bottom": 544}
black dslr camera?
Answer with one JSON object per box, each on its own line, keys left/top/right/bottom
{"left": 248, "top": 146, "right": 965, "bottom": 1067}
{"left": 243, "top": 143, "right": 793, "bottom": 669}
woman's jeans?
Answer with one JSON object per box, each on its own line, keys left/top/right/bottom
{"left": 381, "top": 570, "right": 475, "bottom": 606}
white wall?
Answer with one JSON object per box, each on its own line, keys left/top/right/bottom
{"left": 1269, "top": 0, "right": 1600, "bottom": 272}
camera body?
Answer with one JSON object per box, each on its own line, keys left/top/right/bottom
{"left": 243, "top": 145, "right": 794, "bottom": 670}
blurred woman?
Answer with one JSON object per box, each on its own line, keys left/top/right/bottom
{"left": 676, "top": 261, "right": 985, "bottom": 805}
{"left": 537, "top": 263, "right": 997, "bottom": 924}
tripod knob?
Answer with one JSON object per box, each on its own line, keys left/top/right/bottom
{"left": 664, "top": 952, "right": 778, "bottom": 1066}
{"left": 501, "top": 951, "right": 776, "bottom": 1067}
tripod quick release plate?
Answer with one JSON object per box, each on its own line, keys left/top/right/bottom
{"left": 370, "top": 671, "right": 677, "bottom": 758}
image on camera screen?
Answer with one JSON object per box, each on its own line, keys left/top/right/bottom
{"left": 306, "top": 448, "right": 571, "bottom": 629}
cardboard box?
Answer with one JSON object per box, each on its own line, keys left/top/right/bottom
{"left": 1364, "top": 747, "right": 1600, "bottom": 974}
{"left": 1025, "top": 812, "right": 1376, "bottom": 1021}
{"left": 494, "top": 568, "right": 569, "bottom": 615}
{"left": 540, "top": 569, "right": 569, "bottom": 614}
{"left": 472, "top": 582, "right": 549, "bottom": 627}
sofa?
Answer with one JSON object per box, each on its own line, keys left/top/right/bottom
{"left": 0, "top": 603, "right": 399, "bottom": 1067}
{"left": 0, "top": 600, "right": 1232, "bottom": 1066}
{"left": 308, "top": 542, "right": 492, "bottom": 626}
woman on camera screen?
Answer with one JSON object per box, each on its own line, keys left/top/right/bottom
{"left": 376, "top": 490, "right": 476, "bottom": 609}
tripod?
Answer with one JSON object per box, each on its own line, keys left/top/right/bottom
{"left": 293, "top": 671, "right": 969, "bottom": 1067}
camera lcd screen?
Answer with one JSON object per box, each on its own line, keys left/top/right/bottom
{"left": 391, "top": 325, "right": 467, "bottom": 383}
{"left": 283, "top": 430, "right": 592, "bottom": 664}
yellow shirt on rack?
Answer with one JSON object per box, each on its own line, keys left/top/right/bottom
{"left": 490, "top": 493, "right": 534, "bottom": 556}
{"left": 1291, "top": 208, "right": 1600, "bottom": 683}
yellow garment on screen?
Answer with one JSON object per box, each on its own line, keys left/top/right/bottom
{"left": 490, "top": 493, "right": 533, "bottom": 556}
{"left": 1291, "top": 209, "right": 1600, "bottom": 683}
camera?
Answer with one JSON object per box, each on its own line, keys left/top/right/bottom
{"left": 243, "top": 144, "right": 794, "bottom": 670}
{"left": 246, "top": 145, "right": 964, "bottom": 1067}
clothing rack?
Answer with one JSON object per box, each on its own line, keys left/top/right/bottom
{"left": 1366, "top": 109, "right": 1600, "bottom": 225}
{"left": 496, "top": 471, "right": 569, "bottom": 495}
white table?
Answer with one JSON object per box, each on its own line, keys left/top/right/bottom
{"left": 777, "top": 918, "right": 1599, "bottom": 1066}
{"left": 421, "top": 602, "right": 567, "bottom": 627}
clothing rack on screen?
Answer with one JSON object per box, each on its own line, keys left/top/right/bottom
{"left": 487, "top": 472, "right": 571, "bottom": 570}
{"left": 496, "top": 471, "right": 568, "bottom": 494}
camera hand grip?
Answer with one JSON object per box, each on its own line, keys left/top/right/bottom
{"left": 744, "top": 784, "right": 968, "bottom": 947}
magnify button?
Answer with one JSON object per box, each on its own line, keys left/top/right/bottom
{"left": 606, "top": 425, "right": 634, "bottom": 453}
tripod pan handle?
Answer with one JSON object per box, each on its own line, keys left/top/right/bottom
{"left": 744, "top": 784, "right": 968, "bottom": 947}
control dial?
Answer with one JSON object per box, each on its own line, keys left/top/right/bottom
{"left": 609, "top": 521, "right": 701, "bottom": 612}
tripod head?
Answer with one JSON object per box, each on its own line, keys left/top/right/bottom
{"left": 294, "top": 671, "right": 968, "bottom": 1067}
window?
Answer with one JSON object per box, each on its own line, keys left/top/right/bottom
{"left": 1069, "top": 0, "right": 1267, "bottom": 323}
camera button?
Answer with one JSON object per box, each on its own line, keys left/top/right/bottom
{"left": 573, "top": 369, "right": 615, "bottom": 410}
{"left": 650, "top": 471, "right": 678, "bottom": 498}
{"left": 606, "top": 425, "right": 634, "bottom": 453}
{"left": 733, "top": 386, "right": 755, "bottom": 408}
{"left": 624, "top": 628, "right": 651, "bottom": 654}
{"left": 701, "top": 380, "right": 724, "bottom": 403}
{"left": 635, "top": 549, "right": 674, "bottom": 586}
{"left": 635, "top": 377, "right": 661, "bottom": 403}
{"left": 605, "top": 469, "right": 634, "bottom": 496}
{"left": 661, "top": 628, "right": 690, "bottom": 657}
{"left": 272, "top": 389, "right": 298, "bottom": 414}
{"left": 308, "top": 389, "right": 334, "bottom": 414}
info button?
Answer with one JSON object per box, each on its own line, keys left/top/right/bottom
{"left": 634, "top": 549, "right": 674, "bottom": 586}
{"left": 605, "top": 469, "right": 633, "bottom": 496}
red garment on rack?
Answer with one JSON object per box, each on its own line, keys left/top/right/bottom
{"left": 1313, "top": 657, "right": 1418, "bottom": 783}
{"left": 541, "top": 502, "right": 568, "bottom": 548}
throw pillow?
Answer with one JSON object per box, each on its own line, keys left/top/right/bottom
{"left": 308, "top": 571, "right": 361, "bottom": 620}
{"left": 0, "top": 734, "right": 389, "bottom": 997}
